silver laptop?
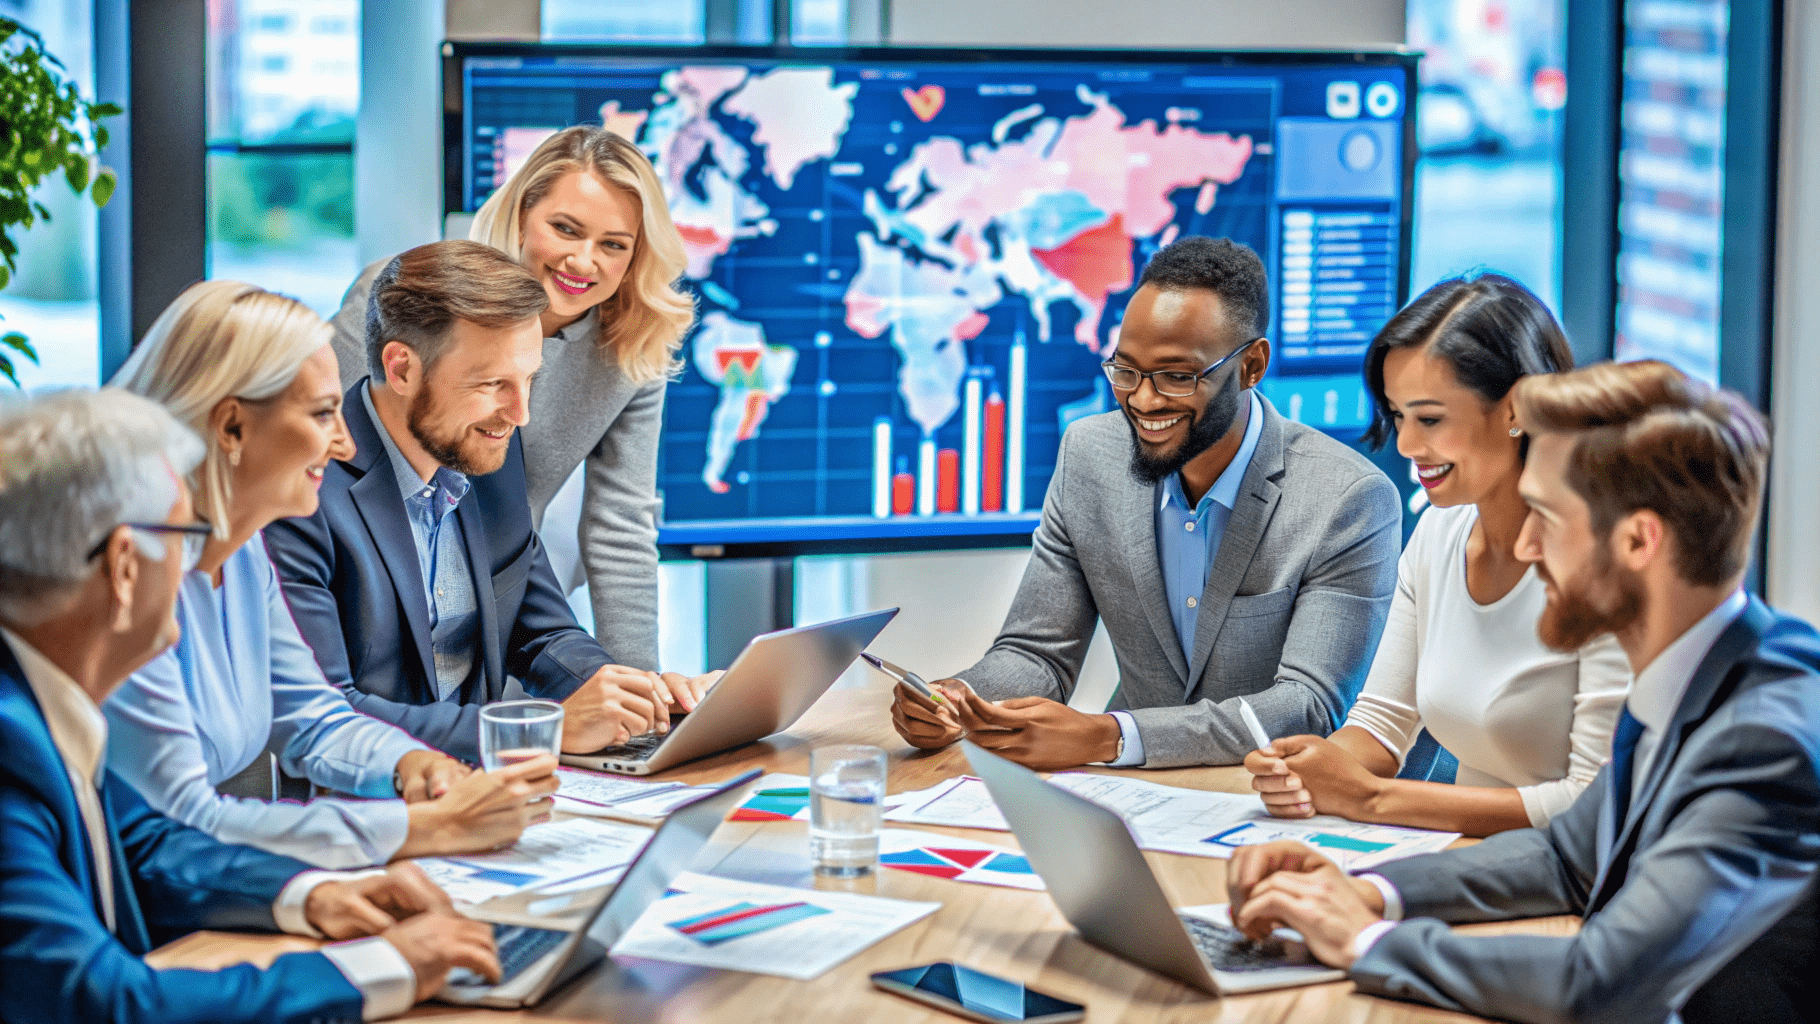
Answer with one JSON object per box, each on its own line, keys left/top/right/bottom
{"left": 961, "top": 742, "right": 1346, "bottom": 996}
{"left": 438, "top": 767, "right": 761, "bottom": 1008}
{"left": 563, "top": 608, "right": 898, "bottom": 776}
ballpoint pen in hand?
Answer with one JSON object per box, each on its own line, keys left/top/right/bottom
{"left": 860, "top": 652, "right": 948, "bottom": 707}
{"left": 1238, "top": 697, "right": 1274, "bottom": 752}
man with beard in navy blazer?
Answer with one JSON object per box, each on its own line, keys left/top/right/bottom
{"left": 264, "top": 241, "right": 710, "bottom": 763}
{"left": 1225, "top": 361, "right": 1820, "bottom": 1024}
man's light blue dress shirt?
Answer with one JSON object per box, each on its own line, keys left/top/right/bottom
{"left": 103, "top": 538, "right": 431, "bottom": 868}
{"left": 1107, "top": 391, "right": 1264, "bottom": 767}
{"left": 362, "top": 386, "right": 481, "bottom": 701}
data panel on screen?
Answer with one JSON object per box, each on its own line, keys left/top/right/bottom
{"left": 449, "top": 46, "right": 1415, "bottom": 551}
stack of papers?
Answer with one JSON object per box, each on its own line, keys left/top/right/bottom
{"left": 553, "top": 767, "right": 729, "bottom": 820}
{"left": 612, "top": 871, "right": 939, "bottom": 979}
{"left": 884, "top": 772, "right": 1458, "bottom": 871}
{"left": 414, "top": 817, "right": 653, "bottom": 904}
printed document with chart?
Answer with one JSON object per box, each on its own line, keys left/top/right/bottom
{"left": 885, "top": 772, "right": 1457, "bottom": 870}
{"left": 612, "top": 872, "right": 939, "bottom": 979}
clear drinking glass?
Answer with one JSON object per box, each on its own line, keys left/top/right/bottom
{"left": 478, "top": 699, "right": 564, "bottom": 772}
{"left": 810, "top": 744, "right": 887, "bottom": 877}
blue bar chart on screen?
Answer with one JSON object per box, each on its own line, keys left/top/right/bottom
{"left": 445, "top": 45, "right": 1417, "bottom": 554}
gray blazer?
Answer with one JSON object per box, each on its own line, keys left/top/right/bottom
{"left": 331, "top": 260, "right": 666, "bottom": 670}
{"left": 1355, "top": 598, "right": 1820, "bottom": 1024}
{"left": 958, "top": 396, "right": 1401, "bottom": 768}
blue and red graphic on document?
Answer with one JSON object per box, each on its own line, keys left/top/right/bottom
{"left": 665, "top": 900, "right": 831, "bottom": 945}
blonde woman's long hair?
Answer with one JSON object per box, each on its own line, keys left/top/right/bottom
{"left": 110, "top": 280, "right": 331, "bottom": 538}
{"left": 469, "top": 124, "right": 693, "bottom": 385}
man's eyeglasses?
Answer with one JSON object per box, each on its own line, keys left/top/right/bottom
{"left": 85, "top": 523, "right": 213, "bottom": 573}
{"left": 1101, "top": 337, "right": 1261, "bottom": 398}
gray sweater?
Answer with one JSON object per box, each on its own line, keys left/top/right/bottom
{"left": 330, "top": 259, "right": 664, "bottom": 670}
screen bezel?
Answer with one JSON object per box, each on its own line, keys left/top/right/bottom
{"left": 871, "top": 962, "right": 1085, "bottom": 1023}
{"left": 440, "top": 41, "right": 1419, "bottom": 559}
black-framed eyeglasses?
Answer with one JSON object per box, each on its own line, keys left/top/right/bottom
{"left": 85, "top": 523, "right": 213, "bottom": 572}
{"left": 1101, "top": 337, "right": 1261, "bottom": 398}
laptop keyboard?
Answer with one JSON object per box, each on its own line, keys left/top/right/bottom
{"left": 1179, "top": 915, "right": 1309, "bottom": 973}
{"left": 594, "top": 730, "right": 668, "bottom": 759}
{"left": 445, "top": 923, "right": 572, "bottom": 988}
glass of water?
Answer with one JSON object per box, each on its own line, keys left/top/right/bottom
{"left": 810, "top": 744, "right": 887, "bottom": 877}
{"left": 478, "top": 699, "right": 564, "bottom": 772}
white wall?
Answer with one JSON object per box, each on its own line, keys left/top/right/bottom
{"left": 888, "top": 0, "right": 1406, "bottom": 48}
{"left": 1768, "top": 1, "right": 1820, "bottom": 624}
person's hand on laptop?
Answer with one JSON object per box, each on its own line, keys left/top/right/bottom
{"left": 890, "top": 677, "right": 971, "bottom": 749}
{"left": 397, "top": 754, "right": 560, "bottom": 858}
{"left": 383, "top": 911, "right": 503, "bottom": 1001}
{"left": 560, "top": 664, "right": 665, "bottom": 750}
{"left": 1227, "top": 840, "right": 1385, "bottom": 968}
{"left": 653, "top": 669, "right": 723, "bottom": 714}
{"left": 393, "top": 748, "right": 473, "bottom": 801}
{"left": 955, "top": 691, "right": 1122, "bottom": 771}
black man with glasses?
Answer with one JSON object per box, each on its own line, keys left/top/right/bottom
{"left": 890, "top": 236, "right": 1402, "bottom": 770}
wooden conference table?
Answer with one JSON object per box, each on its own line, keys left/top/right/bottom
{"left": 150, "top": 680, "right": 1576, "bottom": 1023}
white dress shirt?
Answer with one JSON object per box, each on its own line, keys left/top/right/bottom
{"left": 1622, "top": 588, "right": 1747, "bottom": 801}
{"left": 1, "top": 631, "right": 416, "bottom": 1021}
{"left": 1348, "top": 588, "right": 1749, "bottom": 964}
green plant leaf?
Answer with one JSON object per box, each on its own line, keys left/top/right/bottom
{"left": 91, "top": 102, "right": 123, "bottom": 119}
{"left": 91, "top": 168, "right": 116, "bottom": 208}
{"left": 2, "top": 332, "right": 36, "bottom": 362}
{"left": 0, "top": 264, "right": 9, "bottom": 290}
{"left": 63, "top": 151, "right": 89, "bottom": 193}
{"left": 0, "top": 353, "right": 16, "bottom": 388}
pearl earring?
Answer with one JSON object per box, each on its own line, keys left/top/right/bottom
{"left": 1509, "top": 427, "right": 1522, "bottom": 438}
{"left": 229, "top": 449, "right": 241, "bottom": 468}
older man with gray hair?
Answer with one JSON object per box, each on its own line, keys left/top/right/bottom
{"left": 0, "top": 388, "right": 501, "bottom": 1024}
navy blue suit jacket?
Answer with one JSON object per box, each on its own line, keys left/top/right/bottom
{"left": 1355, "top": 598, "right": 1820, "bottom": 1024}
{"left": 0, "top": 639, "right": 364, "bottom": 1024}
{"left": 264, "top": 381, "right": 613, "bottom": 761}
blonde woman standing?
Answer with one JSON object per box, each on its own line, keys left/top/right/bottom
{"left": 107, "top": 281, "right": 560, "bottom": 868}
{"left": 330, "top": 126, "right": 690, "bottom": 672}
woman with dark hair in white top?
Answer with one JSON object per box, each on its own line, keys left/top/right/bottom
{"left": 1244, "top": 273, "right": 1631, "bottom": 836}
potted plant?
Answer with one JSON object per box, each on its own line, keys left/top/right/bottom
{"left": 0, "top": 17, "right": 119, "bottom": 386}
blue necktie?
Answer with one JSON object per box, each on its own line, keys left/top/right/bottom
{"left": 1608, "top": 705, "right": 1646, "bottom": 826}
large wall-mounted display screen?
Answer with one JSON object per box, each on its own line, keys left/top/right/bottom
{"left": 444, "top": 44, "right": 1417, "bottom": 553}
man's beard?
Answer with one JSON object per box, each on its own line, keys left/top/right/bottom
{"left": 407, "top": 386, "right": 511, "bottom": 477}
{"left": 1125, "top": 371, "right": 1242, "bottom": 486}
{"left": 1536, "top": 545, "right": 1645, "bottom": 652}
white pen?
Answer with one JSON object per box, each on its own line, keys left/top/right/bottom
{"left": 1237, "top": 697, "right": 1274, "bottom": 752}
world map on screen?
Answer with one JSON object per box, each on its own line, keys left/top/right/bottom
{"left": 467, "top": 56, "right": 1404, "bottom": 537}
{"left": 547, "top": 63, "right": 1271, "bottom": 529}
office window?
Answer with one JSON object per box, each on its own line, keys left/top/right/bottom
{"left": 0, "top": 0, "right": 101, "bottom": 389}
{"left": 1612, "top": 0, "right": 1727, "bottom": 383}
{"left": 542, "top": 0, "right": 706, "bottom": 42}
{"left": 1407, "top": 0, "right": 1566, "bottom": 311}
{"left": 793, "top": 0, "right": 847, "bottom": 43}
{"left": 205, "top": 0, "right": 359, "bottom": 316}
